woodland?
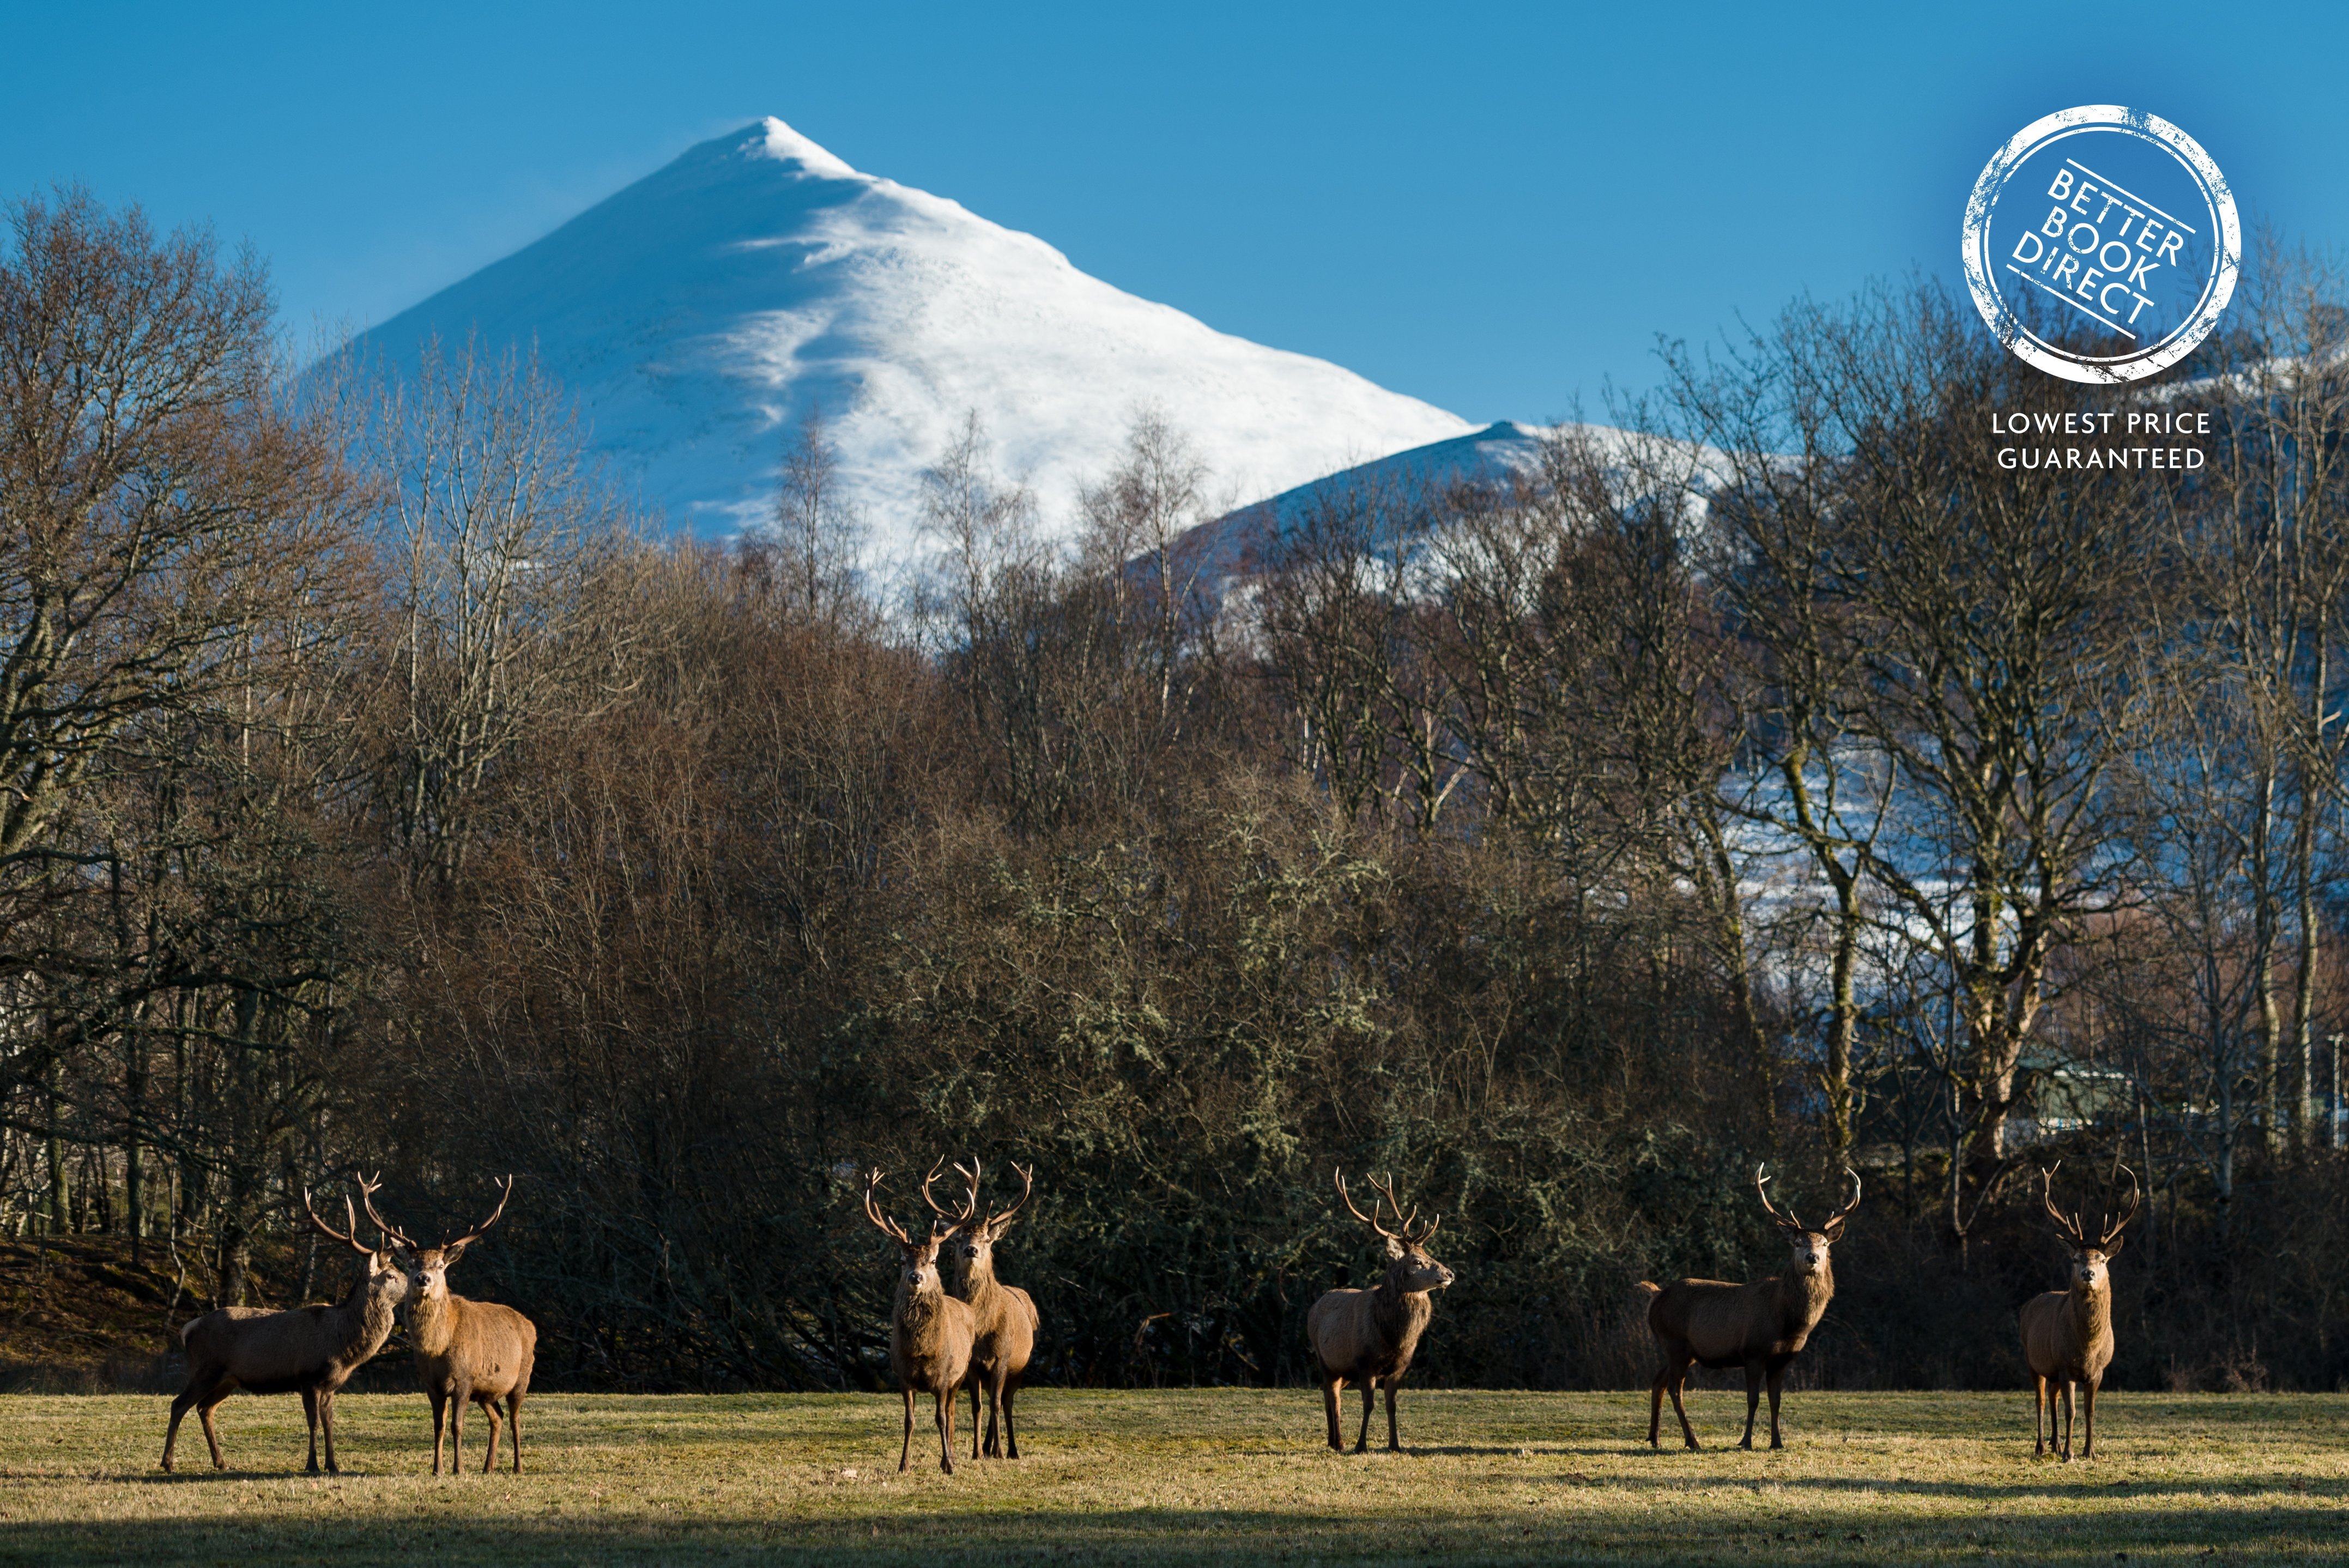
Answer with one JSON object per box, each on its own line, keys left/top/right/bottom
{"left": 4, "top": 190, "right": 2347, "bottom": 1395}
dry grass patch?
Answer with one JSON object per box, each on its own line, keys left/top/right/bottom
{"left": 0, "top": 1389, "right": 2342, "bottom": 1564}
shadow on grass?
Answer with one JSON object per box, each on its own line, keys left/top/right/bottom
{"left": 4, "top": 1503, "right": 2346, "bottom": 1568}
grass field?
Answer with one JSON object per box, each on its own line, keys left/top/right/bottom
{"left": 0, "top": 1387, "right": 2342, "bottom": 1565}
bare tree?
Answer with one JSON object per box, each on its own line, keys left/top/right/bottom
{"left": 368, "top": 334, "right": 630, "bottom": 883}
{"left": 2197, "top": 241, "right": 2349, "bottom": 1155}
{"left": 768, "top": 402, "right": 867, "bottom": 627}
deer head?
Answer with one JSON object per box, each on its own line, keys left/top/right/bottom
{"left": 864, "top": 1168, "right": 948, "bottom": 1294}
{"left": 1335, "top": 1169, "right": 1454, "bottom": 1293}
{"left": 1755, "top": 1164, "right": 1862, "bottom": 1279}
{"left": 2040, "top": 1163, "right": 2139, "bottom": 1294}
{"left": 365, "top": 1176, "right": 514, "bottom": 1311}
{"left": 925, "top": 1156, "right": 1032, "bottom": 1293}
{"left": 304, "top": 1174, "right": 410, "bottom": 1310}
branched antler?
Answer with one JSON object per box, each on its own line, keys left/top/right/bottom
{"left": 1755, "top": 1164, "right": 1806, "bottom": 1233}
{"left": 863, "top": 1168, "right": 912, "bottom": 1247}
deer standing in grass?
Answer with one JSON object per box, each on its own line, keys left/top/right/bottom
{"left": 1640, "top": 1165, "right": 1860, "bottom": 1451}
{"left": 864, "top": 1167, "right": 976, "bottom": 1474}
{"left": 364, "top": 1176, "right": 536, "bottom": 1475}
{"left": 928, "top": 1157, "right": 1039, "bottom": 1460}
{"left": 2019, "top": 1164, "right": 2138, "bottom": 1462}
{"left": 1306, "top": 1170, "right": 1456, "bottom": 1454}
{"left": 160, "top": 1177, "right": 409, "bottom": 1474}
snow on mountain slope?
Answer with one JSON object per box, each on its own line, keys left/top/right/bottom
{"left": 352, "top": 118, "right": 1475, "bottom": 552}
{"left": 1168, "top": 419, "right": 1561, "bottom": 586}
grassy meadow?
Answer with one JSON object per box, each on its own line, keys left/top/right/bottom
{"left": 0, "top": 1387, "right": 2341, "bottom": 1565}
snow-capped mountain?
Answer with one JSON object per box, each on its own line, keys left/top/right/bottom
{"left": 353, "top": 118, "right": 1475, "bottom": 552}
{"left": 1168, "top": 419, "right": 1559, "bottom": 586}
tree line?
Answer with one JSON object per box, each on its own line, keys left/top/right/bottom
{"left": 4, "top": 189, "right": 2347, "bottom": 1395}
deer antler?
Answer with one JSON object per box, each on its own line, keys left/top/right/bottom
{"left": 988, "top": 1161, "right": 1035, "bottom": 1231}
{"left": 1821, "top": 1166, "right": 1862, "bottom": 1232}
{"left": 442, "top": 1175, "right": 514, "bottom": 1251}
{"left": 2041, "top": 1163, "right": 2088, "bottom": 1249}
{"left": 356, "top": 1173, "right": 416, "bottom": 1250}
{"left": 1754, "top": 1164, "right": 1807, "bottom": 1233}
{"left": 1365, "top": 1172, "right": 1440, "bottom": 1245}
{"left": 1335, "top": 1168, "right": 1400, "bottom": 1240}
{"left": 304, "top": 1185, "right": 377, "bottom": 1257}
{"left": 922, "top": 1157, "right": 976, "bottom": 1228}
{"left": 863, "top": 1168, "right": 912, "bottom": 1247}
{"left": 2094, "top": 1165, "right": 2141, "bottom": 1253}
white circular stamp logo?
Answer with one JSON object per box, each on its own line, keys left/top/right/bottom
{"left": 1961, "top": 106, "right": 2239, "bottom": 384}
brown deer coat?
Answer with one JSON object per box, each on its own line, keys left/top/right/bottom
{"left": 160, "top": 1182, "right": 408, "bottom": 1474}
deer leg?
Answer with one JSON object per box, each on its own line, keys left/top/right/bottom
{"left": 430, "top": 1389, "right": 449, "bottom": 1475}
{"left": 2081, "top": 1375, "right": 2098, "bottom": 1460}
{"left": 968, "top": 1377, "right": 983, "bottom": 1461}
{"left": 1668, "top": 1370, "right": 1699, "bottom": 1451}
{"left": 1002, "top": 1378, "right": 1020, "bottom": 1460}
{"left": 480, "top": 1395, "right": 502, "bottom": 1475}
{"left": 449, "top": 1387, "right": 468, "bottom": 1476}
{"left": 1384, "top": 1380, "right": 1401, "bottom": 1452}
{"left": 1739, "top": 1362, "right": 1761, "bottom": 1450}
{"left": 197, "top": 1390, "right": 231, "bottom": 1470}
{"left": 161, "top": 1382, "right": 200, "bottom": 1472}
{"left": 507, "top": 1391, "right": 525, "bottom": 1475}
{"left": 320, "top": 1388, "right": 342, "bottom": 1475}
{"left": 1323, "top": 1377, "right": 1345, "bottom": 1451}
{"left": 936, "top": 1388, "right": 956, "bottom": 1475}
{"left": 300, "top": 1388, "right": 322, "bottom": 1474}
{"left": 1354, "top": 1379, "right": 1376, "bottom": 1454}
{"left": 986, "top": 1371, "right": 1008, "bottom": 1458}
{"left": 1765, "top": 1362, "right": 1788, "bottom": 1450}
{"left": 1647, "top": 1364, "right": 1667, "bottom": 1449}
{"left": 2057, "top": 1380, "right": 2075, "bottom": 1463}
{"left": 2032, "top": 1375, "right": 2045, "bottom": 1456}
{"left": 898, "top": 1386, "right": 914, "bottom": 1473}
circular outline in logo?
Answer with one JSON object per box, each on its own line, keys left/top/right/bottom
{"left": 1961, "top": 105, "right": 2239, "bottom": 384}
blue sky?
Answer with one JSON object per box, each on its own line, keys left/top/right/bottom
{"left": 3, "top": 2, "right": 2344, "bottom": 423}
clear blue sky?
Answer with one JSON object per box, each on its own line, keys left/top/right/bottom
{"left": 4, "top": 2, "right": 2344, "bottom": 423}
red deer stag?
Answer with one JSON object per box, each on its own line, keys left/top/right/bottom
{"left": 1640, "top": 1164, "right": 1860, "bottom": 1451}
{"left": 864, "top": 1167, "right": 976, "bottom": 1474}
{"left": 160, "top": 1177, "right": 409, "bottom": 1474}
{"left": 1306, "top": 1170, "right": 1456, "bottom": 1454}
{"left": 2019, "top": 1163, "right": 2138, "bottom": 1462}
{"left": 927, "top": 1157, "right": 1039, "bottom": 1460}
{"left": 364, "top": 1177, "right": 537, "bottom": 1475}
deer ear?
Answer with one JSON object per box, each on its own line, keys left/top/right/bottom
{"left": 2102, "top": 1233, "right": 2123, "bottom": 1258}
{"left": 442, "top": 1238, "right": 470, "bottom": 1267}
{"left": 1820, "top": 1218, "right": 1846, "bottom": 1242}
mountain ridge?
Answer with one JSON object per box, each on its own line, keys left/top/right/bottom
{"left": 353, "top": 118, "right": 1478, "bottom": 558}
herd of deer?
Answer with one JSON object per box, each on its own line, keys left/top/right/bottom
{"left": 150, "top": 1157, "right": 2142, "bottom": 1477}
{"left": 159, "top": 1175, "right": 535, "bottom": 1476}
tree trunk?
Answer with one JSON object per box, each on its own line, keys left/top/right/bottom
{"left": 2292, "top": 770, "right": 2319, "bottom": 1155}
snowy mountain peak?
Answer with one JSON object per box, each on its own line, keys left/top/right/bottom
{"left": 353, "top": 119, "right": 1475, "bottom": 554}
{"left": 754, "top": 116, "right": 860, "bottom": 182}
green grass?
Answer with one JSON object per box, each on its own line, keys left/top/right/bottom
{"left": 0, "top": 1387, "right": 2342, "bottom": 1564}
